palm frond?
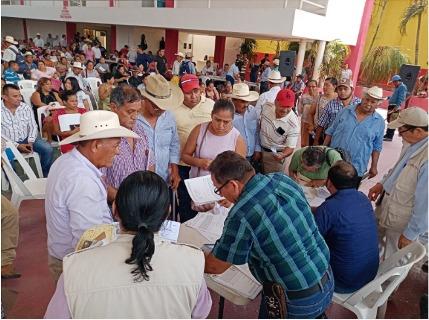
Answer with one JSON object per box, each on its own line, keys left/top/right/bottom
{"left": 399, "top": 0, "right": 428, "bottom": 35}
{"left": 319, "top": 40, "right": 350, "bottom": 79}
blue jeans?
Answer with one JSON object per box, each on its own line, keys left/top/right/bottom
{"left": 259, "top": 268, "right": 334, "bottom": 319}
{"left": 19, "top": 137, "right": 53, "bottom": 177}
{"left": 177, "top": 165, "right": 197, "bottom": 223}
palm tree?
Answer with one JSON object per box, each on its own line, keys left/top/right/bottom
{"left": 319, "top": 40, "right": 350, "bottom": 80}
{"left": 399, "top": 0, "right": 428, "bottom": 65}
{"left": 367, "top": 0, "right": 388, "bottom": 53}
{"left": 240, "top": 39, "right": 257, "bottom": 59}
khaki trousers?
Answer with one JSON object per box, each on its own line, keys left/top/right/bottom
{"left": 48, "top": 255, "right": 63, "bottom": 282}
{"left": 378, "top": 226, "right": 402, "bottom": 260}
{"left": 1, "top": 196, "right": 19, "bottom": 266}
{"left": 262, "top": 151, "right": 285, "bottom": 174}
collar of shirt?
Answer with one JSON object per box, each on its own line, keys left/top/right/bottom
{"left": 70, "top": 147, "right": 104, "bottom": 180}
{"left": 348, "top": 104, "right": 383, "bottom": 121}
{"left": 2, "top": 100, "right": 28, "bottom": 114}
{"left": 326, "top": 188, "right": 356, "bottom": 200}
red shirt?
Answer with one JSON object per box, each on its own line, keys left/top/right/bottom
{"left": 52, "top": 108, "right": 87, "bottom": 154}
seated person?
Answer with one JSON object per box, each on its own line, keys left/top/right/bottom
{"left": 45, "top": 171, "right": 211, "bottom": 318}
{"left": 314, "top": 161, "right": 379, "bottom": 293}
{"left": 289, "top": 146, "right": 342, "bottom": 187}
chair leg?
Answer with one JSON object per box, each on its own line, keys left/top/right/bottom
{"left": 376, "top": 301, "right": 388, "bottom": 319}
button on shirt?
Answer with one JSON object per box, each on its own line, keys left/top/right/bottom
{"left": 317, "top": 97, "right": 361, "bottom": 129}
{"left": 170, "top": 96, "right": 214, "bottom": 166}
{"left": 233, "top": 106, "right": 261, "bottom": 157}
{"left": 255, "top": 86, "right": 281, "bottom": 116}
{"left": 381, "top": 138, "right": 428, "bottom": 240}
{"left": 45, "top": 148, "right": 113, "bottom": 260}
{"left": 138, "top": 113, "right": 180, "bottom": 182}
{"left": 212, "top": 173, "right": 330, "bottom": 291}
{"left": 260, "top": 102, "right": 300, "bottom": 150}
{"left": 1, "top": 101, "right": 38, "bottom": 145}
{"left": 325, "top": 105, "right": 385, "bottom": 176}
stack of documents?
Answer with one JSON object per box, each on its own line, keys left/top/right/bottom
{"left": 184, "top": 175, "right": 224, "bottom": 205}
{"left": 159, "top": 220, "right": 181, "bottom": 242}
{"left": 302, "top": 186, "right": 330, "bottom": 207}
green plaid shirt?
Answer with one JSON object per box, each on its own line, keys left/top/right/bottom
{"left": 212, "top": 173, "right": 330, "bottom": 291}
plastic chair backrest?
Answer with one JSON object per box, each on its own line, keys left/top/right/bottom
{"left": 20, "top": 88, "right": 35, "bottom": 106}
{"left": 3, "top": 141, "right": 38, "bottom": 180}
{"left": 86, "top": 77, "right": 102, "bottom": 100}
{"left": 1, "top": 157, "right": 32, "bottom": 197}
{"left": 18, "top": 80, "right": 37, "bottom": 90}
{"left": 58, "top": 113, "right": 81, "bottom": 132}
{"left": 36, "top": 105, "right": 50, "bottom": 137}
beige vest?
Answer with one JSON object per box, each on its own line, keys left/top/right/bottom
{"left": 63, "top": 234, "right": 204, "bottom": 318}
{"left": 377, "top": 140, "right": 428, "bottom": 232}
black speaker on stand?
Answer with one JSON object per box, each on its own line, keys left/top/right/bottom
{"left": 279, "top": 50, "right": 296, "bottom": 80}
{"left": 398, "top": 64, "right": 421, "bottom": 93}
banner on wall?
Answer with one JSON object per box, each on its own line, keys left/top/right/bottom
{"left": 60, "top": 0, "right": 72, "bottom": 19}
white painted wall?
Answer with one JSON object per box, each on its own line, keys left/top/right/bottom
{"left": 178, "top": 32, "right": 193, "bottom": 56}
{"left": 116, "top": 25, "right": 164, "bottom": 53}
{"left": 1, "top": 18, "right": 66, "bottom": 43}
{"left": 1, "top": 17, "right": 25, "bottom": 40}
{"left": 192, "top": 34, "right": 215, "bottom": 62}
{"left": 224, "top": 37, "right": 243, "bottom": 66}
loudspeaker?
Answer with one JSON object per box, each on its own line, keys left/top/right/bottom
{"left": 279, "top": 51, "right": 296, "bottom": 78}
{"left": 398, "top": 64, "right": 420, "bottom": 93}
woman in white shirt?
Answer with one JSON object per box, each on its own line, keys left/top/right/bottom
{"left": 31, "top": 60, "right": 56, "bottom": 81}
{"left": 82, "top": 61, "right": 100, "bottom": 79}
{"left": 63, "top": 77, "right": 91, "bottom": 111}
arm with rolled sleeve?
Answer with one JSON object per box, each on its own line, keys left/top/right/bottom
{"left": 403, "top": 161, "right": 428, "bottom": 240}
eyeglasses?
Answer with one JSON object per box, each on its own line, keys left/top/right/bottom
{"left": 214, "top": 180, "right": 231, "bottom": 195}
{"left": 398, "top": 127, "right": 412, "bottom": 134}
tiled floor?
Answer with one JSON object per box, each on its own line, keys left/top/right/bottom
{"left": 2, "top": 109, "right": 428, "bottom": 318}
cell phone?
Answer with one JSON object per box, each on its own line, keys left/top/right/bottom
{"left": 276, "top": 127, "right": 285, "bottom": 135}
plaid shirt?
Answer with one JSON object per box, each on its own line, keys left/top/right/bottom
{"left": 317, "top": 96, "right": 361, "bottom": 129}
{"left": 212, "top": 173, "right": 330, "bottom": 291}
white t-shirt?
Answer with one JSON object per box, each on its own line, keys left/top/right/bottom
{"left": 92, "top": 47, "right": 102, "bottom": 59}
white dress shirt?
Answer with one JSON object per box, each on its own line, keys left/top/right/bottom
{"left": 34, "top": 37, "right": 45, "bottom": 48}
{"left": 2, "top": 45, "right": 18, "bottom": 63}
{"left": 1, "top": 101, "right": 38, "bottom": 145}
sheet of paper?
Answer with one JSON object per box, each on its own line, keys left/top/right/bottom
{"left": 184, "top": 175, "right": 224, "bottom": 205}
{"left": 302, "top": 186, "right": 330, "bottom": 207}
{"left": 58, "top": 113, "right": 81, "bottom": 132}
{"left": 159, "top": 220, "right": 180, "bottom": 242}
{"left": 207, "top": 265, "right": 262, "bottom": 299}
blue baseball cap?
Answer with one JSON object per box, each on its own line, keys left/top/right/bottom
{"left": 391, "top": 75, "right": 402, "bottom": 82}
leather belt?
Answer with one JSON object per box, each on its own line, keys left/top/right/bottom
{"left": 262, "top": 146, "right": 284, "bottom": 153}
{"left": 286, "top": 271, "right": 330, "bottom": 300}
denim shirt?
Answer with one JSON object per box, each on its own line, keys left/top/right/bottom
{"left": 233, "top": 106, "right": 261, "bottom": 157}
{"left": 389, "top": 83, "right": 407, "bottom": 106}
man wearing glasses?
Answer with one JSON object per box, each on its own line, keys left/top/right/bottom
{"left": 368, "top": 107, "right": 428, "bottom": 259}
{"left": 205, "top": 151, "right": 334, "bottom": 319}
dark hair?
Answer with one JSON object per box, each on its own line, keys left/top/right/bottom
{"left": 8, "top": 61, "right": 17, "bottom": 67}
{"left": 2, "top": 83, "right": 20, "bottom": 95}
{"left": 61, "top": 90, "right": 77, "bottom": 102}
{"left": 86, "top": 60, "right": 94, "bottom": 67}
{"left": 402, "top": 124, "right": 428, "bottom": 132}
{"left": 327, "top": 160, "right": 359, "bottom": 190}
{"left": 206, "top": 79, "right": 215, "bottom": 86}
{"left": 209, "top": 151, "right": 255, "bottom": 184}
{"left": 325, "top": 77, "right": 338, "bottom": 87}
{"left": 212, "top": 98, "right": 235, "bottom": 116}
{"left": 302, "top": 147, "right": 326, "bottom": 168}
{"left": 296, "top": 74, "right": 303, "bottom": 79}
{"left": 64, "top": 77, "right": 82, "bottom": 93}
{"left": 306, "top": 79, "right": 317, "bottom": 86}
{"left": 36, "top": 77, "right": 52, "bottom": 94}
{"left": 110, "top": 85, "right": 141, "bottom": 107}
{"left": 117, "top": 171, "right": 170, "bottom": 281}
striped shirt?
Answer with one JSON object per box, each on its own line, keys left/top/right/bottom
{"left": 104, "top": 121, "right": 155, "bottom": 189}
{"left": 3, "top": 68, "right": 21, "bottom": 84}
{"left": 212, "top": 173, "right": 330, "bottom": 291}
{"left": 317, "top": 96, "right": 361, "bottom": 129}
{"left": 1, "top": 101, "right": 38, "bottom": 145}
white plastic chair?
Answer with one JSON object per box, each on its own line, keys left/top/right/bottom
{"left": 333, "top": 241, "right": 426, "bottom": 319}
{"left": 20, "top": 88, "right": 35, "bottom": 106}
{"left": 36, "top": 105, "right": 60, "bottom": 149}
{"left": 2, "top": 140, "right": 43, "bottom": 178}
{"left": 18, "top": 79, "right": 37, "bottom": 90}
{"left": 85, "top": 77, "right": 102, "bottom": 102}
{"left": 1, "top": 143, "right": 47, "bottom": 209}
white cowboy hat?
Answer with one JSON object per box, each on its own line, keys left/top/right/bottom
{"left": 273, "top": 58, "right": 280, "bottom": 66}
{"left": 175, "top": 52, "right": 185, "bottom": 58}
{"left": 72, "top": 62, "right": 85, "bottom": 70}
{"left": 365, "top": 86, "right": 384, "bottom": 100}
{"left": 59, "top": 111, "right": 139, "bottom": 145}
{"left": 140, "top": 74, "right": 184, "bottom": 111}
{"left": 227, "top": 83, "right": 259, "bottom": 102}
{"left": 5, "top": 36, "right": 18, "bottom": 45}
{"left": 268, "top": 70, "right": 286, "bottom": 83}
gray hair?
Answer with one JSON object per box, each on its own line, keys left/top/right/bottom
{"left": 110, "top": 85, "right": 141, "bottom": 107}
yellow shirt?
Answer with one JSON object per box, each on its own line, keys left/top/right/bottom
{"left": 170, "top": 96, "right": 214, "bottom": 166}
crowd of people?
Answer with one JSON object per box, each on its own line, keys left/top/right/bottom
{"left": 1, "top": 32, "right": 428, "bottom": 319}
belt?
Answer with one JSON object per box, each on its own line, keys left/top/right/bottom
{"left": 286, "top": 271, "right": 330, "bottom": 300}
{"left": 262, "top": 146, "right": 284, "bottom": 153}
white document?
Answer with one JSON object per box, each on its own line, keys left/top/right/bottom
{"left": 207, "top": 265, "right": 262, "bottom": 299}
{"left": 58, "top": 113, "right": 81, "bottom": 132}
{"left": 303, "top": 186, "right": 330, "bottom": 207}
{"left": 159, "top": 220, "right": 180, "bottom": 242}
{"left": 184, "top": 175, "right": 224, "bottom": 205}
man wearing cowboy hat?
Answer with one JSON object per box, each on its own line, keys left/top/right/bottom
{"left": 66, "top": 61, "right": 86, "bottom": 90}
{"left": 34, "top": 33, "right": 44, "bottom": 48}
{"left": 255, "top": 70, "right": 286, "bottom": 115}
{"left": 368, "top": 107, "right": 427, "bottom": 259}
{"left": 229, "top": 83, "right": 262, "bottom": 169}
{"left": 18, "top": 51, "right": 37, "bottom": 80}
{"left": 45, "top": 110, "right": 139, "bottom": 281}
{"left": 172, "top": 52, "right": 185, "bottom": 76}
{"left": 138, "top": 74, "right": 183, "bottom": 190}
{"left": 260, "top": 88, "right": 300, "bottom": 173}
{"left": 171, "top": 74, "right": 214, "bottom": 222}
{"left": 2, "top": 36, "right": 20, "bottom": 65}
{"left": 314, "top": 78, "right": 361, "bottom": 145}
{"left": 324, "top": 86, "right": 385, "bottom": 180}
{"left": 104, "top": 85, "right": 155, "bottom": 202}
{"left": 384, "top": 74, "right": 408, "bottom": 142}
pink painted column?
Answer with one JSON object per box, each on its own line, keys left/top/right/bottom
{"left": 346, "top": 0, "right": 375, "bottom": 85}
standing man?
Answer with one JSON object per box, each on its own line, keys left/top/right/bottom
{"left": 206, "top": 151, "right": 334, "bottom": 318}
{"left": 258, "top": 60, "right": 273, "bottom": 94}
{"left": 59, "top": 34, "right": 67, "bottom": 48}
{"left": 324, "top": 86, "right": 385, "bottom": 179}
{"left": 34, "top": 33, "right": 45, "bottom": 48}
{"left": 255, "top": 70, "right": 285, "bottom": 115}
{"left": 170, "top": 74, "right": 214, "bottom": 222}
{"left": 172, "top": 52, "right": 185, "bottom": 76}
{"left": 1, "top": 84, "right": 53, "bottom": 177}
{"left": 314, "top": 78, "right": 361, "bottom": 144}
{"left": 226, "top": 60, "right": 240, "bottom": 85}
{"left": 290, "top": 74, "right": 305, "bottom": 106}
{"left": 154, "top": 49, "right": 167, "bottom": 76}
{"left": 260, "top": 88, "right": 300, "bottom": 173}
{"left": 368, "top": 107, "right": 427, "bottom": 259}
{"left": 384, "top": 75, "right": 408, "bottom": 142}
{"left": 45, "top": 110, "right": 139, "bottom": 281}
{"left": 229, "top": 83, "right": 262, "bottom": 169}
{"left": 2, "top": 36, "right": 20, "bottom": 66}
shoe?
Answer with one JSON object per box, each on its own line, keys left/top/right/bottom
{"left": 383, "top": 137, "right": 393, "bottom": 142}
{"left": 1, "top": 264, "right": 21, "bottom": 279}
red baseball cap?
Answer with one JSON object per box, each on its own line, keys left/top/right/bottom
{"left": 275, "top": 89, "right": 295, "bottom": 108}
{"left": 180, "top": 74, "right": 199, "bottom": 93}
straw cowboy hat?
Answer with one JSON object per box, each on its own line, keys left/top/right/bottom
{"left": 175, "top": 52, "right": 185, "bottom": 58}
{"left": 59, "top": 111, "right": 139, "bottom": 145}
{"left": 140, "top": 74, "right": 184, "bottom": 111}
{"left": 72, "top": 62, "right": 85, "bottom": 70}
{"left": 5, "top": 36, "right": 18, "bottom": 45}
{"left": 268, "top": 70, "right": 286, "bottom": 83}
{"left": 365, "top": 86, "right": 385, "bottom": 100}
{"left": 227, "top": 83, "right": 259, "bottom": 102}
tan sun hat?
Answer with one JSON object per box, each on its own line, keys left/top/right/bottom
{"left": 175, "top": 52, "right": 185, "bottom": 58}
{"left": 59, "top": 110, "right": 139, "bottom": 145}
{"left": 227, "top": 83, "right": 259, "bottom": 102}
{"left": 5, "top": 36, "right": 18, "bottom": 45}
{"left": 140, "top": 74, "right": 184, "bottom": 111}
{"left": 365, "top": 86, "right": 384, "bottom": 100}
{"left": 268, "top": 70, "right": 286, "bottom": 83}
{"left": 387, "top": 107, "right": 428, "bottom": 129}
{"left": 72, "top": 61, "right": 85, "bottom": 70}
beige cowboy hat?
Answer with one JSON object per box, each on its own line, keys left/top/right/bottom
{"left": 365, "top": 86, "right": 384, "bottom": 100}
{"left": 175, "top": 52, "right": 185, "bottom": 58}
{"left": 227, "top": 83, "right": 259, "bottom": 102}
{"left": 72, "top": 61, "right": 85, "bottom": 70}
{"left": 268, "top": 70, "right": 286, "bottom": 83}
{"left": 5, "top": 36, "right": 18, "bottom": 45}
{"left": 140, "top": 74, "right": 184, "bottom": 111}
{"left": 388, "top": 107, "right": 428, "bottom": 129}
{"left": 59, "top": 110, "right": 139, "bottom": 145}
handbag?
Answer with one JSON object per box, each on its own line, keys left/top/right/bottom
{"left": 263, "top": 282, "right": 287, "bottom": 319}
